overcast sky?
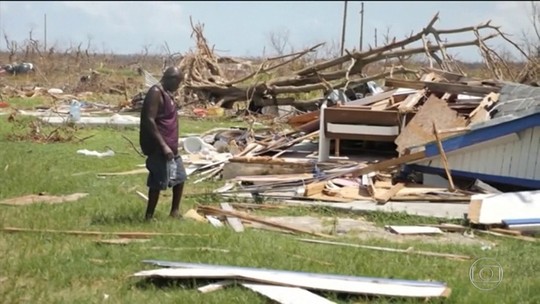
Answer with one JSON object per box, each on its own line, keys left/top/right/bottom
{"left": 0, "top": 1, "right": 535, "bottom": 62}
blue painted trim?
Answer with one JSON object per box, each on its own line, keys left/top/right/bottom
{"left": 406, "top": 165, "right": 540, "bottom": 189}
{"left": 424, "top": 112, "right": 540, "bottom": 157}
{"left": 502, "top": 219, "right": 540, "bottom": 225}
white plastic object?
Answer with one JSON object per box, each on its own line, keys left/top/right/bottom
{"left": 183, "top": 136, "right": 216, "bottom": 154}
{"left": 69, "top": 100, "right": 81, "bottom": 122}
{"left": 168, "top": 159, "right": 177, "bottom": 181}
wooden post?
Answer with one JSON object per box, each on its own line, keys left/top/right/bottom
{"left": 334, "top": 103, "right": 341, "bottom": 157}
{"left": 432, "top": 122, "right": 456, "bottom": 192}
{"left": 359, "top": 2, "right": 364, "bottom": 51}
{"left": 340, "top": 1, "right": 348, "bottom": 56}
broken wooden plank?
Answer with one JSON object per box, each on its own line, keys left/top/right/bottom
{"left": 398, "top": 89, "right": 426, "bottom": 113}
{"left": 352, "top": 151, "right": 427, "bottom": 176}
{"left": 331, "top": 178, "right": 361, "bottom": 187}
{"left": 220, "top": 203, "right": 245, "bottom": 232}
{"left": 135, "top": 191, "right": 148, "bottom": 202}
{"left": 299, "top": 238, "right": 471, "bottom": 261}
{"left": 370, "top": 98, "right": 392, "bottom": 111}
{"left": 0, "top": 193, "right": 89, "bottom": 206}
{"left": 306, "top": 192, "right": 354, "bottom": 203}
{"left": 436, "top": 126, "right": 470, "bottom": 135}
{"left": 197, "top": 205, "right": 332, "bottom": 238}
{"left": 395, "top": 185, "right": 465, "bottom": 195}
{"left": 432, "top": 123, "right": 456, "bottom": 192}
{"left": 361, "top": 174, "right": 376, "bottom": 198}
{"left": 229, "top": 203, "right": 287, "bottom": 210}
{"left": 232, "top": 173, "right": 313, "bottom": 183}
{"left": 1, "top": 227, "right": 208, "bottom": 238}
{"left": 345, "top": 89, "right": 399, "bottom": 107}
{"left": 337, "top": 186, "right": 373, "bottom": 200}
{"left": 421, "top": 67, "right": 466, "bottom": 82}
{"left": 472, "top": 179, "right": 502, "bottom": 194}
{"left": 183, "top": 209, "right": 208, "bottom": 222}
{"left": 420, "top": 72, "right": 446, "bottom": 82}
{"left": 198, "top": 280, "right": 235, "bottom": 293}
{"left": 474, "top": 229, "right": 538, "bottom": 242}
{"left": 97, "top": 168, "right": 147, "bottom": 177}
{"left": 304, "top": 181, "right": 327, "bottom": 197}
{"left": 241, "top": 282, "right": 337, "bottom": 304}
{"left": 288, "top": 110, "right": 320, "bottom": 126}
{"left": 206, "top": 216, "right": 224, "bottom": 228}
{"left": 384, "top": 78, "right": 499, "bottom": 96}
{"left": 386, "top": 225, "right": 444, "bottom": 235}
{"left": 223, "top": 161, "right": 313, "bottom": 180}
{"left": 374, "top": 182, "right": 406, "bottom": 204}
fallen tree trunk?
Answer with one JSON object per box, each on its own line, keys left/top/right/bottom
{"left": 178, "top": 14, "right": 521, "bottom": 112}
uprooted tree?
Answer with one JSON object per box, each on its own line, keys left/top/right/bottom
{"left": 176, "top": 13, "right": 528, "bottom": 112}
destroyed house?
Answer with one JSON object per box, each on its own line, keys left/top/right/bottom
{"left": 404, "top": 84, "right": 540, "bottom": 189}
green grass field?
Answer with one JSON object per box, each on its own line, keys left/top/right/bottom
{"left": 0, "top": 108, "right": 538, "bottom": 304}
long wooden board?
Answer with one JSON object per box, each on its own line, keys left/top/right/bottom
{"left": 0, "top": 193, "right": 89, "bottom": 206}
{"left": 384, "top": 78, "right": 500, "bottom": 96}
{"left": 220, "top": 203, "right": 245, "bottom": 232}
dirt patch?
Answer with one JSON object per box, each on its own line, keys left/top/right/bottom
{"left": 251, "top": 216, "right": 491, "bottom": 247}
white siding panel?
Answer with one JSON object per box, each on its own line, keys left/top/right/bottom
{"left": 517, "top": 128, "right": 534, "bottom": 178}
{"left": 526, "top": 126, "right": 540, "bottom": 179}
{"left": 415, "top": 128, "right": 539, "bottom": 181}
{"left": 500, "top": 142, "right": 513, "bottom": 176}
{"left": 509, "top": 131, "right": 523, "bottom": 177}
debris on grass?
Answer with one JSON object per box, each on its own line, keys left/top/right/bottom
{"left": 0, "top": 192, "right": 89, "bottom": 206}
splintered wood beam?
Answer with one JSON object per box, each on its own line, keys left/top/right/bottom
{"left": 295, "top": 13, "right": 441, "bottom": 76}
{"left": 398, "top": 89, "right": 426, "bottom": 113}
{"left": 352, "top": 151, "right": 426, "bottom": 176}
{"left": 432, "top": 123, "right": 456, "bottom": 192}
{"left": 197, "top": 205, "right": 332, "bottom": 238}
{"left": 384, "top": 78, "right": 500, "bottom": 96}
{"left": 220, "top": 203, "right": 245, "bottom": 233}
{"left": 1, "top": 227, "right": 208, "bottom": 238}
{"left": 374, "top": 182, "right": 406, "bottom": 204}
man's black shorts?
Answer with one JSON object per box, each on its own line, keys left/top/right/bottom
{"left": 145, "top": 153, "right": 187, "bottom": 190}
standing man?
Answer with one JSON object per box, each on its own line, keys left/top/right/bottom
{"left": 139, "top": 66, "right": 187, "bottom": 221}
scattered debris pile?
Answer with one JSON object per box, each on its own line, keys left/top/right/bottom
{"left": 176, "top": 66, "right": 539, "bottom": 242}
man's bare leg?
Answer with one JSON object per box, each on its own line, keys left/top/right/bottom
{"left": 145, "top": 188, "right": 161, "bottom": 220}
{"left": 170, "top": 182, "right": 184, "bottom": 218}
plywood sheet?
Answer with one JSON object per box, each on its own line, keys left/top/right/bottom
{"left": 395, "top": 95, "right": 468, "bottom": 154}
